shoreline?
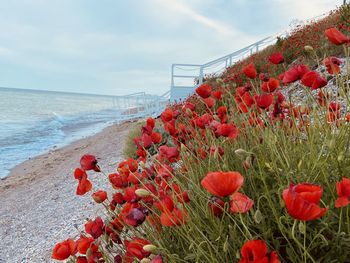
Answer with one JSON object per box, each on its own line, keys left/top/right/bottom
{"left": 0, "top": 120, "right": 137, "bottom": 263}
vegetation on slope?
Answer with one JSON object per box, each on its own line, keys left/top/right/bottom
{"left": 52, "top": 5, "right": 350, "bottom": 263}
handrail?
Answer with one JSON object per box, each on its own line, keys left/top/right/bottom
{"left": 169, "top": 10, "right": 329, "bottom": 102}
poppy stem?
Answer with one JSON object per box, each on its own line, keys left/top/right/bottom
{"left": 347, "top": 206, "right": 350, "bottom": 235}
{"left": 304, "top": 221, "right": 307, "bottom": 263}
{"left": 291, "top": 220, "right": 316, "bottom": 263}
{"left": 338, "top": 207, "right": 343, "bottom": 233}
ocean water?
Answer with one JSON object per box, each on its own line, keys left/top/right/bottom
{"left": 0, "top": 87, "right": 129, "bottom": 178}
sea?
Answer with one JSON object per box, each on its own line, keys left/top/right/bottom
{"left": 0, "top": 87, "right": 131, "bottom": 178}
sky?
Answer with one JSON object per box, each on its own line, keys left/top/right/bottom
{"left": 0, "top": 0, "right": 341, "bottom": 96}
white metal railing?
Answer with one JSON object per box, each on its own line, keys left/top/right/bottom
{"left": 169, "top": 11, "right": 330, "bottom": 102}
{"left": 115, "top": 91, "right": 170, "bottom": 120}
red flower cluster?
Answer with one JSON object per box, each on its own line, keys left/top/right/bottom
{"left": 53, "top": 20, "right": 350, "bottom": 262}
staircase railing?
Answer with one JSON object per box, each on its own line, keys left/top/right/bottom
{"left": 169, "top": 12, "right": 329, "bottom": 102}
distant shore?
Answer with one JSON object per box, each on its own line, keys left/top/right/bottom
{"left": 0, "top": 121, "right": 136, "bottom": 263}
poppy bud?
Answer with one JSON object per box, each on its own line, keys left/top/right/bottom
{"left": 213, "top": 148, "right": 219, "bottom": 159}
{"left": 243, "top": 156, "right": 253, "bottom": 169}
{"left": 92, "top": 190, "right": 107, "bottom": 203}
{"left": 235, "top": 148, "right": 249, "bottom": 157}
{"left": 304, "top": 45, "right": 314, "bottom": 52}
{"left": 298, "top": 221, "right": 306, "bottom": 234}
{"left": 135, "top": 189, "right": 151, "bottom": 197}
{"left": 143, "top": 244, "right": 158, "bottom": 253}
{"left": 253, "top": 209, "right": 263, "bottom": 224}
{"left": 86, "top": 247, "right": 92, "bottom": 258}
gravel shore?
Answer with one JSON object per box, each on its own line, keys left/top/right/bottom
{"left": 0, "top": 121, "right": 135, "bottom": 263}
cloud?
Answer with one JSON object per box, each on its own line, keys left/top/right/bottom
{"left": 148, "top": 0, "right": 239, "bottom": 36}
{"left": 269, "top": 0, "right": 336, "bottom": 21}
{"left": 0, "top": 46, "right": 15, "bottom": 57}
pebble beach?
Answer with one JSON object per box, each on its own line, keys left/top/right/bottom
{"left": 0, "top": 121, "right": 135, "bottom": 263}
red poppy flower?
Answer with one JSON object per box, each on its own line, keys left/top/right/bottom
{"left": 242, "top": 92, "right": 255, "bottom": 107}
{"left": 329, "top": 102, "right": 341, "bottom": 112}
{"left": 335, "top": 177, "right": 350, "bottom": 208}
{"left": 261, "top": 78, "right": 280, "bottom": 92}
{"left": 112, "top": 192, "right": 125, "bottom": 205}
{"left": 301, "top": 71, "right": 328, "bottom": 90}
{"left": 208, "top": 196, "right": 225, "bottom": 217}
{"left": 151, "top": 255, "right": 164, "bottom": 263}
{"left": 146, "top": 117, "right": 155, "bottom": 129}
{"left": 204, "top": 97, "right": 216, "bottom": 108}
{"left": 76, "top": 175, "right": 92, "bottom": 196}
{"left": 235, "top": 86, "right": 249, "bottom": 101}
{"left": 76, "top": 256, "right": 88, "bottom": 263}
{"left": 151, "top": 132, "right": 162, "bottom": 144}
{"left": 124, "top": 207, "right": 148, "bottom": 227}
{"left": 325, "top": 27, "right": 350, "bottom": 45}
{"left": 80, "top": 154, "right": 100, "bottom": 172}
{"left": 282, "top": 64, "right": 310, "bottom": 84}
{"left": 217, "top": 106, "right": 227, "bottom": 122}
{"left": 212, "top": 90, "right": 222, "bottom": 100}
{"left": 124, "top": 238, "right": 151, "bottom": 262}
{"left": 230, "top": 192, "right": 254, "bottom": 214}
{"left": 161, "top": 108, "right": 174, "bottom": 122}
{"left": 215, "top": 123, "right": 239, "bottom": 139}
{"left": 159, "top": 145, "right": 180, "bottom": 163}
{"left": 243, "top": 62, "right": 257, "bottom": 79}
{"left": 74, "top": 167, "right": 87, "bottom": 180}
{"left": 92, "top": 190, "right": 107, "bottom": 203}
{"left": 259, "top": 73, "right": 270, "bottom": 82}
{"left": 155, "top": 195, "right": 175, "bottom": 212}
{"left": 255, "top": 94, "right": 274, "bottom": 110}
{"left": 160, "top": 208, "right": 187, "bottom": 226}
{"left": 282, "top": 183, "right": 328, "bottom": 221}
{"left": 109, "top": 173, "right": 129, "bottom": 189}
{"left": 76, "top": 235, "right": 94, "bottom": 254}
{"left": 52, "top": 239, "right": 77, "bottom": 260}
{"left": 268, "top": 52, "right": 284, "bottom": 64}
{"left": 124, "top": 186, "right": 140, "bottom": 203}
{"left": 201, "top": 171, "right": 244, "bottom": 197}
{"left": 323, "top": 57, "right": 342, "bottom": 74}
{"left": 239, "top": 239, "right": 280, "bottom": 263}
{"left": 126, "top": 158, "right": 138, "bottom": 172}
{"left": 85, "top": 217, "right": 104, "bottom": 239}
{"left": 141, "top": 133, "right": 152, "bottom": 148}
{"left": 196, "top": 83, "right": 212, "bottom": 98}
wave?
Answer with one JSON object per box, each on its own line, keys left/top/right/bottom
{"left": 0, "top": 107, "right": 123, "bottom": 178}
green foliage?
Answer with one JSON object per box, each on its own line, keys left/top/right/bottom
{"left": 123, "top": 121, "right": 143, "bottom": 159}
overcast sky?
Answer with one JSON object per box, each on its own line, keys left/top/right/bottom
{"left": 0, "top": 0, "right": 340, "bottom": 96}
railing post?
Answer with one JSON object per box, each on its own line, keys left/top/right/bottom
{"left": 199, "top": 66, "right": 204, "bottom": 85}
{"left": 171, "top": 64, "right": 174, "bottom": 87}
